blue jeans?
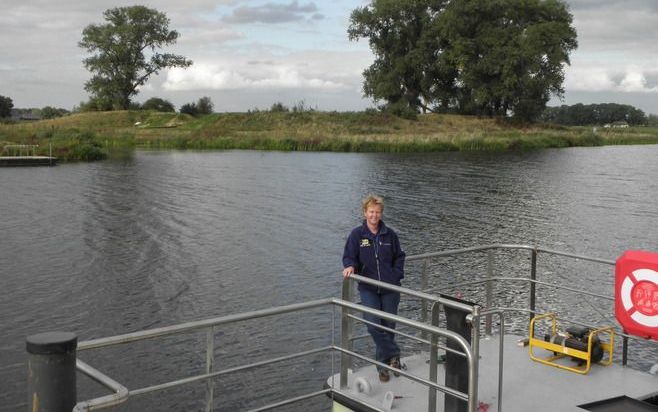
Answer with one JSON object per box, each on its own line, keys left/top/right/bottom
{"left": 359, "top": 290, "right": 401, "bottom": 371}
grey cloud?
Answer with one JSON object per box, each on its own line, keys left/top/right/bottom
{"left": 247, "top": 60, "right": 277, "bottom": 65}
{"left": 566, "top": 0, "right": 658, "bottom": 12}
{"left": 563, "top": 0, "right": 658, "bottom": 54}
{"left": 643, "top": 74, "right": 658, "bottom": 89}
{"left": 223, "top": 1, "right": 319, "bottom": 24}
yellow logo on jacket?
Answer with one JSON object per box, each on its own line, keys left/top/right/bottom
{"left": 360, "top": 239, "right": 371, "bottom": 247}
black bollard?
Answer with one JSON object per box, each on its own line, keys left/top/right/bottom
{"left": 442, "top": 296, "right": 473, "bottom": 412}
{"left": 26, "top": 332, "right": 77, "bottom": 412}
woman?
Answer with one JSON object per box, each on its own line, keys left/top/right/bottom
{"left": 342, "top": 195, "right": 406, "bottom": 382}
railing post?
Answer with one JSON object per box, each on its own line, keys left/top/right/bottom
{"left": 485, "top": 250, "right": 494, "bottom": 336}
{"left": 340, "top": 278, "right": 354, "bottom": 388}
{"left": 421, "top": 258, "right": 429, "bottom": 340}
{"left": 496, "top": 312, "right": 505, "bottom": 412}
{"left": 622, "top": 334, "right": 628, "bottom": 366}
{"left": 205, "top": 327, "right": 215, "bottom": 412}
{"left": 529, "top": 248, "right": 537, "bottom": 325}
{"left": 468, "top": 307, "right": 481, "bottom": 412}
{"left": 428, "top": 301, "right": 441, "bottom": 412}
{"left": 26, "top": 332, "right": 77, "bottom": 412}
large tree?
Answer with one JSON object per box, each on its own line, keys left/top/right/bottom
{"left": 348, "top": 0, "right": 450, "bottom": 117}
{"left": 0, "top": 95, "right": 13, "bottom": 118}
{"left": 349, "top": 0, "right": 577, "bottom": 121}
{"left": 79, "top": 6, "right": 192, "bottom": 110}
{"left": 439, "top": 0, "right": 577, "bottom": 120}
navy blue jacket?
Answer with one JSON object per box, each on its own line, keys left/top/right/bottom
{"left": 342, "top": 220, "right": 405, "bottom": 293}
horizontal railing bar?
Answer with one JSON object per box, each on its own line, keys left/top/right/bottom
{"left": 347, "top": 314, "right": 466, "bottom": 357}
{"left": 79, "top": 272, "right": 477, "bottom": 352}
{"left": 79, "top": 298, "right": 333, "bottom": 350}
{"left": 130, "top": 346, "right": 333, "bottom": 396}
{"left": 406, "top": 244, "right": 615, "bottom": 265}
{"left": 407, "top": 244, "right": 510, "bottom": 261}
{"left": 333, "top": 346, "right": 468, "bottom": 401}
{"left": 333, "top": 299, "right": 473, "bottom": 357}
{"left": 533, "top": 247, "right": 615, "bottom": 265}
{"left": 483, "top": 306, "right": 658, "bottom": 346}
{"left": 245, "top": 389, "right": 331, "bottom": 412}
{"left": 74, "top": 360, "right": 128, "bottom": 412}
{"left": 522, "top": 278, "right": 614, "bottom": 300}
{"left": 426, "top": 276, "right": 614, "bottom": 302}
{"left": 484, "top": 306, "right": 611, "bottom": 332}
{"left": 76, "top": 359, "right": 127, "bottom": 396}
{"left": 347, "top": 274, "right": 475, "bottom": 312}
{"left": 347, "top": 314, "right": 426, "bottom": 345}
{"left": 485, "top": 306, "right": 613, "bottom": 333}
{"left": 350, "top": 332, "right": 370, "bottom": 342}
{"left": 73, "top": 359, "right": 129, "bottom": 412}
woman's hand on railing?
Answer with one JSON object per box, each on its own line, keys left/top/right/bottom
{"left": 343, "top": 266, "right": 354, "bottom": 278}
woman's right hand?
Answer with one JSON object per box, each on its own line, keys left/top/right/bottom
{"left": 343, "top": 266, "right": 354, "bottom": 278}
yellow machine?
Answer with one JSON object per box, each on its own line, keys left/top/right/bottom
{"left": 529, "top": 313, "right": 614, "bottom": 374}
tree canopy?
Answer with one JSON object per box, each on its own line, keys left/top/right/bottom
{"left": 79, "top": 6, "right": 192, "bottom": 110}
{"left": 142, "top": 97, "right": 175, "bottom": 112}
{"left": 41, "top": 106, "right": 70, "bottom": 119}
{"left": 349, "top": 0, "right": 577, "bottom": 121}
{"left": 180, "top": 102, "right": 198, "bottom": 116}
{"left": 180, "top": 96, "right": 214, "bottom": 116}
{"left": 197, "top": 96, "right": 214, "bottom": 115}
{"left": 541, "top": 103, "right": 647, "bottom": 126}
{"left": 0, "top": 95, "right": 13, "bottom": 118}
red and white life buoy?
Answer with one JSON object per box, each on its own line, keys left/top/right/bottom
{"left": 616, "top": 251, "right": 658, "bottom": 340}
{"left": 620, "top": 268, "right": 658, "bottom": 327}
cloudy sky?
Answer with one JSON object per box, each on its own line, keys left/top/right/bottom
{"left": 2, "top": 0, "right": 658, "bottom": 114}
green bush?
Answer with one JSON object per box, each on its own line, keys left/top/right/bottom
{"left": 72, "top": 143, "right": 107, "bottom": 161}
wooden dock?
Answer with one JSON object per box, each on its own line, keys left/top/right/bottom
{"left": 0, "top": 156, "right": 57, "bottom": 167}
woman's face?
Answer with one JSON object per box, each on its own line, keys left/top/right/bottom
{"left": 364, "top": 204, "right": 382, "bottom": 227}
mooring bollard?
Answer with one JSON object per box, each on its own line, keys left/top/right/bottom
{"left": 26, "top": 332, "right": 77, "bottom": 412}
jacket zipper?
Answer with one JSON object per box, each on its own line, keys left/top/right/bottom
{"left": 374, "top": 234, "right": 381, "bottom": 292}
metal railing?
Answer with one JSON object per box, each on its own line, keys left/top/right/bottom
{"left": 2, "top": 144, "right": 39, "bottom": 156}
{"left": 340, "top": 274, "right": 482, "bottom": 412}
{"left": 407, "top": 243, "right": 658, "bottom": 365}
{"left": 59, "top": 295, "right": 479, "bottom": 412}
{"left": 409, "top": 244, "right": 612, "bottom": 330}
{"left": 27, "top": 244, "right": 658, "bottom": 412}
{"left": 74, "top": 298, "right": 334, "bottom": 412}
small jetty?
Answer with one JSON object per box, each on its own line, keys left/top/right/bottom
{"left": 0, "top": 145, "right": 57, "bottom": 167}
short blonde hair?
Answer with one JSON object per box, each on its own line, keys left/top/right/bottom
{"left": 362, "top": 194, "right": 384, "bottom": 213}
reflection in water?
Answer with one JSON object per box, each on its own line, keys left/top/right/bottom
{"left": 1, "top": 146, "right": 658, "bottom": 410}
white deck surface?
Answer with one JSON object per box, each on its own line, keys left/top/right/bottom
{"left": 327, "top": 334, "right": 658, "bottom": 411}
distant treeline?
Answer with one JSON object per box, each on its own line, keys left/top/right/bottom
{"left": 540, "top": 103, "right": 647, "bottom": 126}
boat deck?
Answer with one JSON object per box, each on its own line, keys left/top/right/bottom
{"left": 327, "top": 335, "right": 658, "bottom": 411}
{"left": 0, "top": 156, "right": 57, "bottom": 166}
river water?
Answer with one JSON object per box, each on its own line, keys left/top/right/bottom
{"left": 1, "top": 147, "right": 658, "bottom": 410}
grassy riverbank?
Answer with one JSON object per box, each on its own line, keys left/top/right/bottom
{"left": 2, "top": 110, "right": 658, "bottom": 161}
